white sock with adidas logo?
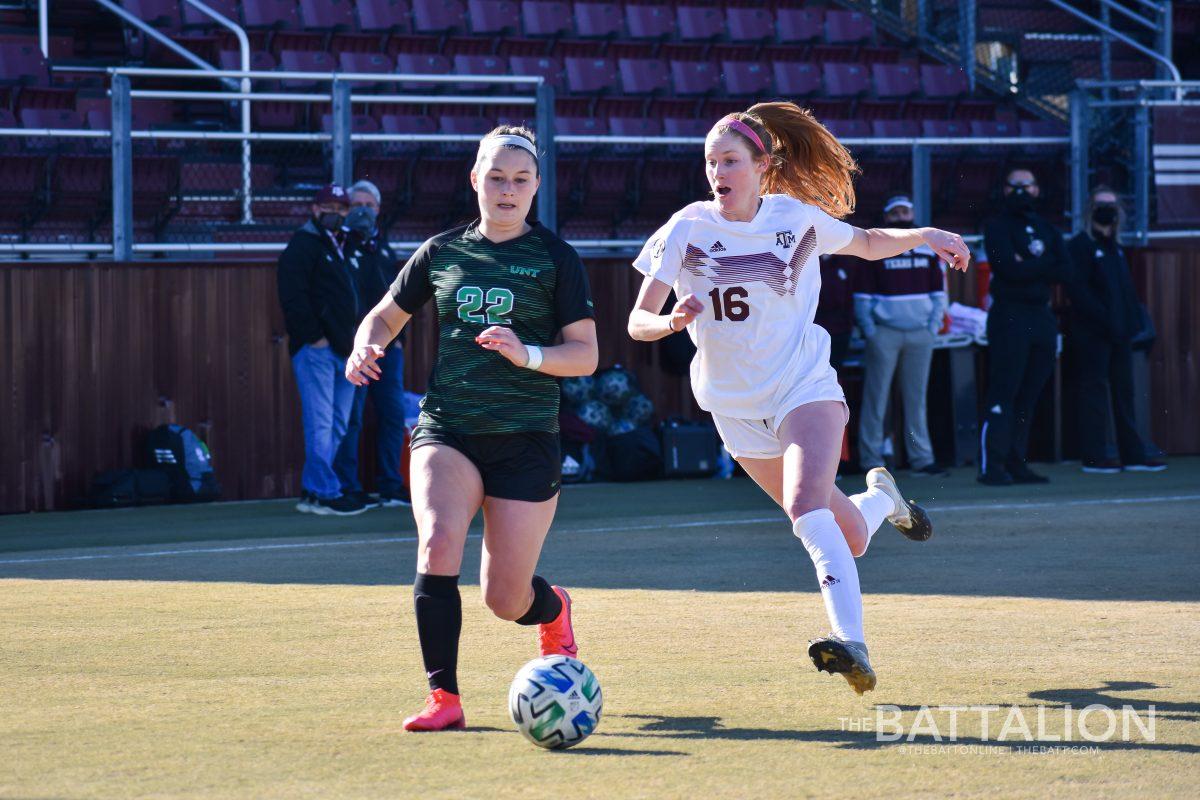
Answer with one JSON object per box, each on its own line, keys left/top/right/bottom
{"left": 849, "top": 486, "right": 896, "bottom": 555}
{"left": 793, "top": 508, "right": 864, "bottom": 643}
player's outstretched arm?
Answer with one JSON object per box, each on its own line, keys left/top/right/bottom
{"left": 837, "top": 226, "right": 971, "bottom": 272}
{"left": 475, "top": 318, "right": 598, "bottom": 377}
{"left": 345, "top": 294, "right": 412, "bottom": 386}
{"left": 627, "top": 276, "right": 704, "bottom": 341}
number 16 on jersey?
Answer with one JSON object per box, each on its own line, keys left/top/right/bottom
{"left": 708, "top": 285, "right": 750, "bottom": 322}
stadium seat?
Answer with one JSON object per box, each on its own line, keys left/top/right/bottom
{"left": 921, "top": 120, "right": 970, "bottom": 137}
{"left": 412, "top": 157, "right": 471, "bottom": 217}
{"left": 354, "top": 156, "right": 412, "bottom": 200}
{"left": 574, "top": 2, "right": 623, "bottom": 38}
{"left": 1019, "top": 119, "right": 1066, "bottom": 137}
{"left": 380, "top": 113, "right": 438, "bottom": 148}
{"left": 439, "top": 114, "right": 495, "bottom": 134}
{"left": 522, "top": 1, "right": 572, "bottom": 37}
{"left": 625, "top": 4, "right": 675, "bottom": 39}
{"left": 452, "top": 54, "right": 507, "bottom": 91}
{"left": 320, "top": 113, "right": 382, "bottom": 133}
{"left": 125, "top": 0, "right": 182, "bottom": 33}
{"left": 618, "top": 58, "right": 670, "bottom": 94}
{"left": 298, "top": 0, "right": 356, "bottom": 30}
{"left": 609, "top": 116, "right": 663, "bottom": 136}
{"left": 726, "top": 6, "right": 774, "bottom": 43}
{"left": 412, "top": 0, "right": 467, "bottom": 33}
{"left": 871, "top": 63, "right": 920, "bottom": 98}
{"left": 584, "top": 157, "right": 634, "bottom": 216}
{"left": 824, "top": 10, "right": 873, "bottom": 44}
{"left": 339, "top": 51, "right": 395, "bottom": 75}
{"left": 676, "top": 6, "right": 723, "bottom": 41}
{"left": 509, "top": 55, "right": 565, "bottom": 89}
{"left": 920, "top": 65, "right": 969, "bottom": 98}
{"left": 721, "top": 61, "right": 772, "bottom": 96}
{"left": 670, "top": 61, "right": 721, "bottom": 95}
{"left": 777, "top": 8, "right": 823, "bottom": 44}
{"left": 242, "top": 0, "right": 299, "bottom": 29}
{"left": 20, "top": 107, "right": 85, "bottom": 129}
{"left": 396, "top": 53, "right": 454, "bottom": 90}
{"left": 636, "top": 157, "right": 692, "bottom": 216}
{"left": 969, "top": 120, "right": 1019, "bottom": 137}
{"left": 252, "top": 101, "right": 304, "bottom": 130}
{"left": 772, "top": 62, "right": 821, "bottom": 97}
{"left": 218, "top": 50, "right": 278, "bottom": 73}
{"left": 871, "top": 119, "right": 921, "bottom": 138}
{"left": 181, "top": 0, "right": 238, "bottom": 28}
{"left": 663, "top": 117, "right": 708, "bottom": 137}
{"left": 279, "top": 50, "right": 337, "bottom": 88}
{"left": 565, "top": 56, "right": 618, "bottom": 93}
{"left": 822, "top": 119, "right": 870, "bottom": 138}
{"left": 822, "top": 63, "right": 870, "bottom": 97}
{"left": 355, "top": 0, "right": 414, "bottom": 33}
{"left": 0, "top": 40, "right": 49, "bottom": 85}
{"left": 467, "top": 0, "right": 520, "bottom": 35}
{"left": 0, "top": 157, "right": 44, "bottom": 221}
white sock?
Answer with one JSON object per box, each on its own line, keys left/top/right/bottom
{"left": 849, "top": 486, "right": 897, "bottom": 554}
{"left": 792, "top": 508, "right": 864, "bottom": 643}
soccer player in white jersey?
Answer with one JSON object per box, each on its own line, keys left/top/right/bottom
{"left": 628, "top": 102, "right": 970, "bottom": 694}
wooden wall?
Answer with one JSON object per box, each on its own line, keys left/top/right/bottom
{"left": 1, "top": 247, "right": 1195, "bottom": 514}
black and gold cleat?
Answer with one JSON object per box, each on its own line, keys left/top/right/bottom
{"left": 866, "top": 467, "right": 933, "bottom": 541}
{"left": 808, "top": 637, "right": 877, "bottom": 695}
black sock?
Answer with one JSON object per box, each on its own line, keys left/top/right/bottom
{"left": 515, "top": 575, "right": 563, "bottom": 626}
{"left": 413, "top": 573, "right": 461, "bottom": 695}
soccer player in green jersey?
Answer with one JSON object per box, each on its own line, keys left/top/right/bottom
{"left": 346, "top": 127, "right": 598, "bottom": 732}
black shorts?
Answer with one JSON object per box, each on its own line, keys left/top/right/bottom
{"left": 410, "top": 427, "right": 561, "bottom": 503}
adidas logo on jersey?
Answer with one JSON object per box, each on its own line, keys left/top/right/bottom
{"left": 709, "top": 241, "right": 726, "bottom": 252}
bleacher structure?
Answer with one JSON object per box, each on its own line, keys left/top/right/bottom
{"left": 0, "top": 0, "right": 1196, "bottom": 258}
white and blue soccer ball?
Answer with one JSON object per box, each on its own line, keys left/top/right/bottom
{"left": 577, "top": 399, "right": 613, "bottom": 432}
{"left": 597, "top": 366, "right": 637, "bottom": 407}
{"left": 561, "top": 375, "right": 596, "bottom": 409}
{"left": 620, "top": 392, "right": 655, "bottom": 426}
{"left": 508, "top": 655, "right": 603, "bottom": 750}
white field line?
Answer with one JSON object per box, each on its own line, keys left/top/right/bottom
{"left": 0, "top": 492, "right": 1197, "bottom": 567}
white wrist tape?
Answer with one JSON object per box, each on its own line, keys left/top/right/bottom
{"left": 524, "top": 345, "right": 544, "bottom": 371}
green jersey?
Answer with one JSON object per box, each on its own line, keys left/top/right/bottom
{"left": 390, "top": 221, "right": 595, "bottom": 435}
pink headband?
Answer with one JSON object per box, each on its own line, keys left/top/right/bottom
{"left": 717, "top": 115, "right": 766, "bottom": 154}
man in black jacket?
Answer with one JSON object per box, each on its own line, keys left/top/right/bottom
{"left": 277, "top": 183, "right": 368, "bottom": 515}
{"left": 1066, "top": 186, "right": 1166, "bottom": 474}
{"left": 979, "top": 168, "right": 1072, "bottom": 485}
{"left": 332, "top": 179, "right": 413, "bottom": 507}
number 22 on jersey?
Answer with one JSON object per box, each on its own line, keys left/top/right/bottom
{"left": 456, "top": 286, "right": 514, "bottom": 325}
{"left": 708, "top": 285, "right": 750, "bottom": 322}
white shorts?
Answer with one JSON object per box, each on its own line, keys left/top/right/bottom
{"left": 710, "top": 376, "right": 848, "bottom": 460}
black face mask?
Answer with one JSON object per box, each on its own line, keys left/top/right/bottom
{"left": 1004, "top": 188, "right": 1035, "bottom": 213}
{"left": 344, "top": 206, "right": 378, "bottom": 238}
{"left": 1092, "top": 205, "right": 1118, "bottom": 227}
{"left": 316, "top": 211, "right": 344, "bottom": 233}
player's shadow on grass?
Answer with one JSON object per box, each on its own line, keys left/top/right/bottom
{"left": 458, "top": 724, "right": 689, "bottom": 756}
{"left": 885, "top": 681, "right": 1200, "bottom": 722}
{"left": 607, "top": 713, "right": 1200, "bottom": 754}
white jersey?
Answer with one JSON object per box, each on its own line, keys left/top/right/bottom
{"left": 633, "top": 194, "right": 855, "bottom": 419}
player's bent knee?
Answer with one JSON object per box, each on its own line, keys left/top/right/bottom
{"left": 482, "top": 586, "right": 529, "bottom": 621}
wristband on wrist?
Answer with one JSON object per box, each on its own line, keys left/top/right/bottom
{"left": 667, "top": 315, "right": 680, "bottom": 333}
{"left": 524, "top": 345, "right": 544, "bottom": 371}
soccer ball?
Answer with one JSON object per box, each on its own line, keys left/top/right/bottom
{"left": 577, "top": 399, "right": 613, "bottom": 432}
{"left": 606, "top": 417, "right": 638, "bottom": 436}
{"left": 508, "top": 655, "right": 603, "bottom": 750}
{"left": 620, "top": 392, "right": 655, "bottom": 426}
{"left": 560, "top": 375, "right": 596, "bottom": 408}
{"left": 597, "top": 366, "right": 637, "bottom": 407}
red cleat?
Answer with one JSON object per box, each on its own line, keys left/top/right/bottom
{"left": 402, "top": 688, "right": 466, "bottom": 732}
{"left": 538, "top": 586, "right": 578, "bottom": 658}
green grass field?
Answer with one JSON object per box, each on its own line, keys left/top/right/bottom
{"left": 2, "top": 462, "right": 1199, "bottom": 799}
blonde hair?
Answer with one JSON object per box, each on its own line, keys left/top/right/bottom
{"left": 714, "top": 102, "right": 859, "bottom": 218}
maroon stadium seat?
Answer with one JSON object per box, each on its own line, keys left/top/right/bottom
{"left": 279, "top": 50, "right": 337, "bottom": 88}
{"left": 356, "top": 0, "right": 414, "bottom": 32}
{"left": 339, "top": 51, "right": 395, "bottom": 74}
{"left": 871, "top": 119, "right": 921, "bottom": 138}
{"left": 52, "top": 156, "right": 108, "bottom": 213}
{"left": 727, "top": 6, "right": 774, "bottom": 43}
{"left": 320, "top": 113, "right": 382, "bottom": 133}
{"left": 822, "top": 119, "right": 870, "bottom": 138}
{"left": 522, "top": 1, "right": 572, "bottom": 36}
{"left": 381, "top": 113, "right": 438, "bottom": 135}
{"left": 412, "top": 157, "right": 470, "bottom": 216}
{"left": 439, "top": 115, "right": 495, "bottom": 135}
{"left": 0, "top": 40, "right": 49, "bottom": 85}
{"left": 20, "top": 107, "right": 85, "bottom": 129}
{"left": 412, "top": 0, "right": 467, "bottom": 33}
{"left": 253, "top": 101, "right": 304, "bottom": 130}
{"left": 218, "top": 50, "right": 277, "bottom": 72}
{"left": 243, "top": 0, "right": 299, "bottom": 29}
{"left": 663, "top": 117, "right": 708, "bottom": 137}
{"left": 574, "top": 2, "right": 623, "bottom": 38}
{"left": 822, "top": 63, "right": 870, "bottom": 97}
{"left": 970, "top": 120, "right": 1019, "bottom": 137}
{"left": 396, "top": 53, "right": 454, "bottom": 89}
{"left": 636, "top": 157, "right": 691, "bottom": 215}
{"left": 509, "top": 55, "right": 565, "bottom": 89}
{"left": 583, "top": 157, "right": 633, "bottom": 215}
{"left": 921, "top": 120, "right": 969, "bottom": 137}
{"left": 1019, "top": 120, "right": 1066, "bottom": 137}
{"left": 920, "top": 65, "right": 969, "bottom": 98}
{"left": 625, "top": 4, "right": 675, "bottom": 39}
{"left": 468, "top": 0, "right": 520, "bottom": 35}
{"left": 125, "top": 0, "right": 182, "bottom": 32}
{"left": 609, "top": 117, "right": 663, "bottom": 137}
{"left": 181, "top": 0, "right": 238, "bottom": 28}
{"left": 453, "top": 54, "right": 507, "bottom": 90}
{"left": 298, "top": 0, "right": 356, "bottom": 29}
{"left": 557, "top": 116, "right": 608, "bottom": 135}
{"left": 824, "top": 10, "right": 873, "bottom": 44}
{"left": 871, "top": 63, "right": 920, "bottom": 99}
{"left": 772, "top": 62, "right": 821, "bottom": 97}
{"left": 676, "top": 6, "right": 723, "bottom": 41}
{"left": 565, "top": 56, "right": 618, "bottom": 93}
{"left": 722, "top": 61, "right": 772, "bottom": 96}
{"left": 671, "top": 61, "right": 721, "bottom": 95}
{"left": 354, "top": 157, "right": 411, "bottom": 199}
{"left": 777, "top": 8, "right": 823, "bottom": 44}
{"left": 617, "top": 57, "right": 669, "bottom": 94}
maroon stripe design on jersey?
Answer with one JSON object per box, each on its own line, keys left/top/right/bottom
{"left": 682, "top": 226, "right": 817, "bottom": 297}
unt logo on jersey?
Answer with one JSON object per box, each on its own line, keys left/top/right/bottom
{"left": 776, "top": 230, "right": 796, "bottom": 248}
{"left": 509, "top": 265, "right": 541, "bottom": 277}
{"left": 682, "top": 226, "right": 817, "bottom": 297}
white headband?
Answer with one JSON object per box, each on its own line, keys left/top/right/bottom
{"left": 479, "top": 134, "right": 538, "bottom": 160}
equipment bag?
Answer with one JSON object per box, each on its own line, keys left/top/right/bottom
{"left": 659, "top": 418, "right": 720, "bottom": 479}
{"left": 88, "top": 469, "right": 172, "bottom": 508}
{"left": 603, "top": 425, "right": 663, "bottom": 482}
{"left": 145, "top": 424, "right": 221, "bottom": 502}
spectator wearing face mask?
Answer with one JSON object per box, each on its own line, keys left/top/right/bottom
{"left": 853, "top": 194, "right": 949, "bottom": 477}
{"left": 1066, "top": 186, "right": 1167, "bottom": 475}
{"left": 332, "top": 179, "right": 413, "bottom": 508}
{"left": 277, "top": 183, "right": 368, "bottom": 515}
{"left": 978, "top": 168, "right": 1073, "bottom": 486}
